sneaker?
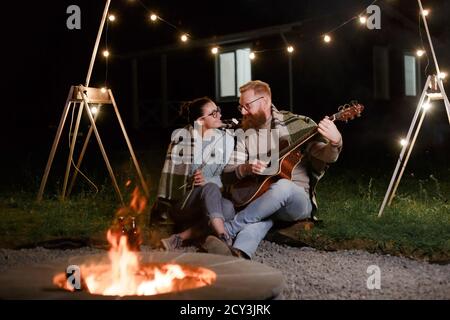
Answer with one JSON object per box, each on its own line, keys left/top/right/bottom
{"left": 160, "top": 234, "right": 183, "bottom": 251}
{"left": 202, "top": 235, "right": 234, "bottom": 256}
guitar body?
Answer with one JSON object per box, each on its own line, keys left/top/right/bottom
{"left": 230, "top": 147, "right": 304, "bottom": 208}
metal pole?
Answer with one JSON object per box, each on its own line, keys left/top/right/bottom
{"left": 109, "top": 90, "right": 150, "bottom": 198}
{"left": 81, "top": 90, "right": 124, "bottom": 206}
{"left": 417, "top": 0, "right": 441, "bottom": 76}
{"left": 288, "top": 54, "right": 293, "bottom": 112}
{"left": 131, "top": 58, "right": 139, "bottom": 129}
{"left": 37, "top": 87, "right": 75, "bottom": 202}
{"left": 66, "top": 111, "right": 99, "bottom": 197}
{"left": 61, "top": 102, "right": 84, "bottom": 200}
{"left": 387, "top": 97, "right": 430, "bottom": 206}
{"left": 378, "top": 76, "right": 431, "bottom": 217}
{"left": 85, "top": 0, "right": 111, "bottom": 87}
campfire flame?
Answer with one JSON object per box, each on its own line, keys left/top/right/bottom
{"left": 53, "top": 187, "right": 216, "bottom": 296}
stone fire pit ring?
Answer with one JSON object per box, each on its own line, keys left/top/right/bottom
{"left": 0, "top": 252, "right": 285, "bottom": 300}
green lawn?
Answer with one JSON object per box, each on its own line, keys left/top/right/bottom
{"left": 0, "top": 170, "right": 449, "bottom": 262}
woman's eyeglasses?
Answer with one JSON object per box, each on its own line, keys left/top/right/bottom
{"left": 237, "top": 96, "right": 264, "bottom": 112}
{"left": 203, "top": 106, "right": 221, "bottom": 119}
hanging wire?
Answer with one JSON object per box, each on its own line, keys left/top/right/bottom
{"left": 67, "top": 104, "right": 99, "bottom": 194}
{"left": 418, "top": 11, "right": 430, "bottom": 76}
{"left": 105, "top": 17, "right": 109, "bottom": 87}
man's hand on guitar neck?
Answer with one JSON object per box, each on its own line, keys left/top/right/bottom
{"left": 317, "top": 117, "right": 342, "bottom": 146}
{"left": 240, "top": 160, "right": 268, "bottom": 176}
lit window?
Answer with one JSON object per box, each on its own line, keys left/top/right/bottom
{"left": 216, "top": 47, "right": 252, "bottom": 100}
{"left": 404, "top": 55, "right": 417, "bottom": 96}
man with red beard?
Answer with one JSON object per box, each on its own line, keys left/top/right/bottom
{"left": 214, "top": 80, "right": 343, "bottom": 259}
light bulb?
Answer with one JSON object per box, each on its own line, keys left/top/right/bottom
{"left": 91, "top": 106, "right": 99, "bottom": 115}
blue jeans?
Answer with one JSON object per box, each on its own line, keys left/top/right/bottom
{"left": 225, "top": 179, "right": 312, "bottom": 258}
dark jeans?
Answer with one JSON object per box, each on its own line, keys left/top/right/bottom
{"left": 170, "top": 183, "right": 235, "bottom": 232}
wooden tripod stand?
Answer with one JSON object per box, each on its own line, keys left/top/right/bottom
{"left": 36, "top": 85, "right": 149, "bottom": 205}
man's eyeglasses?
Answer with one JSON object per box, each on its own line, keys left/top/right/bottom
{"left": 202, "top": 106, "right": 221, "bottom": 119}
{"left": 237, "top": 96, "right": 264, "bottom": 112}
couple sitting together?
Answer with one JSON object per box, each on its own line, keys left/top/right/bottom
{"left": 154, "top": 80, "right": 343, "bottom": 259}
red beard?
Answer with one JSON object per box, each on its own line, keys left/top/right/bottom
{"left": 241, "top": 109, "right": 268, "bottom": 130}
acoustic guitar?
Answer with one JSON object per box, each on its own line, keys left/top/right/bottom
{"left": 230, "top": 102, "right": 364, "bottom": 207}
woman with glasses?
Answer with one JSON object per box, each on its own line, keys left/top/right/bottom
{"left": 155, "top": 97, "right": 237, "bottom": 254}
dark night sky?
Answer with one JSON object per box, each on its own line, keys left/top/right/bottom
{"left": 2, "top": 0, "right": 449, "bottom": 188}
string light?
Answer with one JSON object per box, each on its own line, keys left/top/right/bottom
{"left": 90, "top": 106, "right": 99, "bottom": 115}
{"left": 287, "top": 46, "right": 294, "bottom": 53}
{"left": 150, "top": 13, "right": 158, "bottom": 22}
{"left": 180, "top": 34, "right": 189, "bottom": 42}
{"left": 422, "top": 9, "right": 430, "bottom": 16}
{"left": 422, "top": 102, "right": 431, "bottom": 111}
{"left": 400, "top": 139, "right": 408, "bottom": 147}
{"left": 108, "top": 14, "right": 116, "bottom": 22}
{"left": 438, "top": 72, "right": 447, "bottom": 80}
{"left": 323, "top": 35, "right": 331, "bottom": 43}
{"left": 359, "top": 16, "right": 367, "bottom": 24}
{"left": 249, "top": 52, "right": 256, "bottom": 60}
{"left": 101, "top": 87, "right": 107, "bottom": 93}
{"left": 211, "top": 47, "right": 219, "bottom": 54}
{"left": 416, "top": 49, "right": 425, "bottom": 57}
{"left": 102, "top": 50, "right": 110, "bottom": 58}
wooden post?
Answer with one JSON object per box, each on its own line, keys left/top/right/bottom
{"left": 131, "top": 58, "right": 139, "bottom": 129}
{"left": 161, "top": 54, "right": 168, "bottom": 128}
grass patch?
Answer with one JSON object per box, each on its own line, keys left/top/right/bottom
{"left": 296, "top": 170, "right": 450, "bottom": 262}
{"left": 0, "top": 170, "right": 448, "bottom": 263}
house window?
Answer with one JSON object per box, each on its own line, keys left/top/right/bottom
{"left": 404, "top": 54, "right": 417, "bottom": 96}
{"left": 216, "top": 47, "right": 252, "bottom": 101}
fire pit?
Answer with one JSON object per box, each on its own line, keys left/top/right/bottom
{"left": 0, "top": 251, "right": 284, "bottom": 299}
{"left": 0, "top": 188, "right": 283, "bottom": 299}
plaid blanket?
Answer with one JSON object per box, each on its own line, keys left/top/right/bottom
{"left": 156, "top": 125, "right": 234, "bottom": 203}
{"left": 156, "top": 125, "right": 194, "bottom": 202}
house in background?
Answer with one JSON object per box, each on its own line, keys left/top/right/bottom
{"left": 111, "top": 0, "right": 448, "bottom": 165}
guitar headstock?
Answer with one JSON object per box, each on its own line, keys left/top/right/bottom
{"left": 332, "top": 101, "right": 364, "bottom": 122}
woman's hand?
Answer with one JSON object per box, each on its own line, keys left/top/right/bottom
{"left": 193, "top": 169, "right": 206, "bottom": 186}
{"left": 241, "top": 160, "right": 267, "bottom": 176}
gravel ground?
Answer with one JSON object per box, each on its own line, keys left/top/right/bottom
{"left": 0, "top": 241, "right": 449, "bottom": 299}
